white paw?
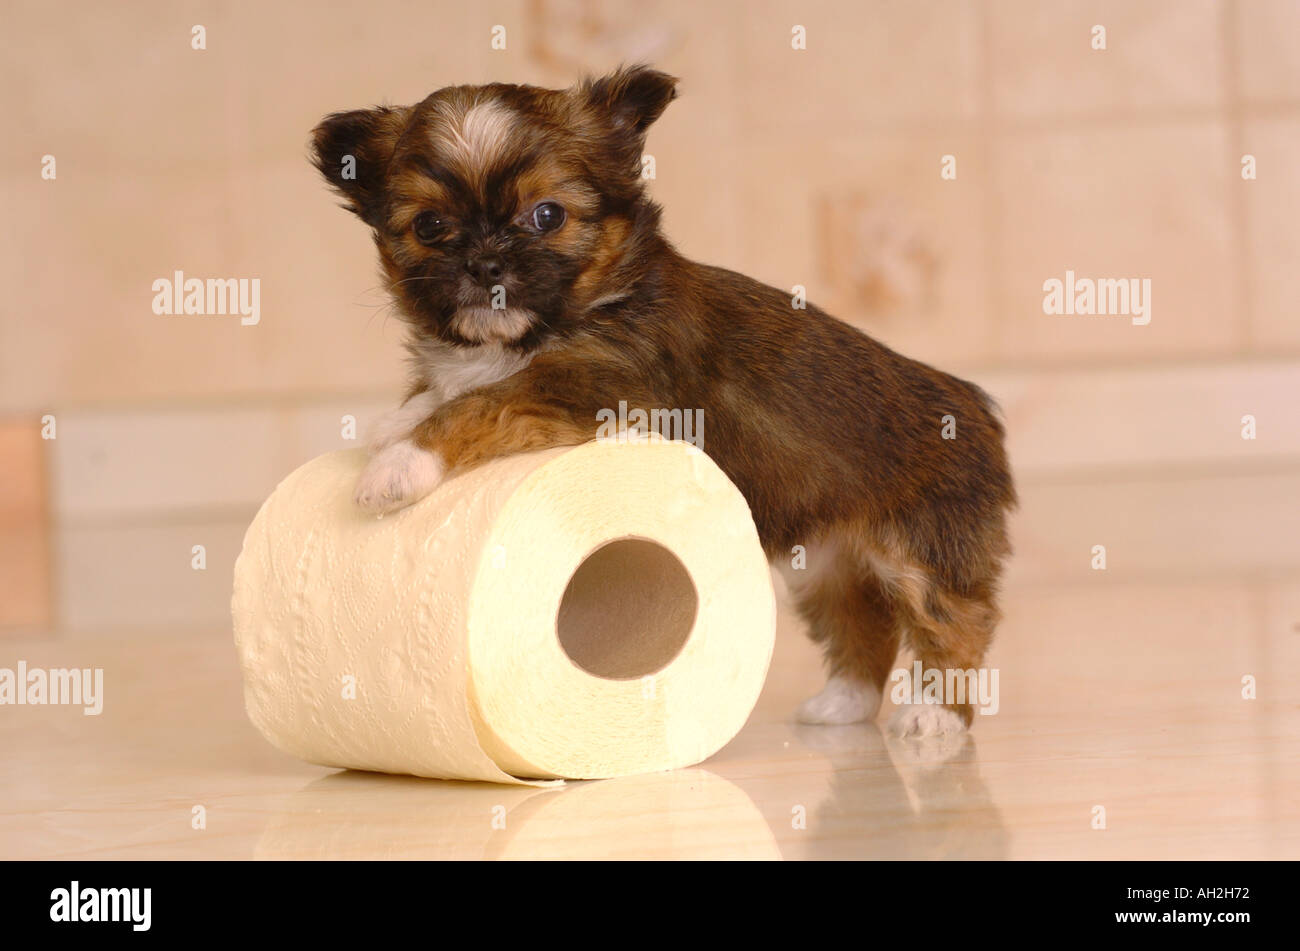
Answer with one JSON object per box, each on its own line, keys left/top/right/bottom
{"left": 796, "top": 675, "right": 882, "bottom": 725}
{"left": 353, "top": 439, "right": 444, "bottom": 514}
{"left": 888, "top": 702, "right": 967, "bottom": 738}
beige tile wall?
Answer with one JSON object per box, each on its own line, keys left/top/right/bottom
{"left": 3, "top": 0, "right": 1298, "bottom": 632}
{"left": 0, "top": 421, "right": 50, "bottom": 629}
{"left": 988, "top": 0, "right": 1225, "bottom": 117}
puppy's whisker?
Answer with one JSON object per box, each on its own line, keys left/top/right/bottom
{"left": 385, "top": 276, "right": 446, "bottom": 290}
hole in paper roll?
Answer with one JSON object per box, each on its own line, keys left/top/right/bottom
{"left": 555, "top": 538, "right": 698, "bottom": 680}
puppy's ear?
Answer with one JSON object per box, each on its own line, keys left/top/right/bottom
{"left": 311, "top": 106, "right": 410, "bottom": 227}
{"left": 577, "top": 65, "right": 678, "bottom": 140}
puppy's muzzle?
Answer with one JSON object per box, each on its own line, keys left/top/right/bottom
{"left": 465, "top": 253, "right": 506, "bottom": 288}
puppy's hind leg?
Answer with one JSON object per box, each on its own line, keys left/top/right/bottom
{"left": 791, "top": 552, "right": 903, "bottom": 725}
{"left": 889, "top": 585, "right": 1000, "bottom": 738}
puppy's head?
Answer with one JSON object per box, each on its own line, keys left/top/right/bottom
{"left": 312, "top": 65, "right": 678, "bottom": 348}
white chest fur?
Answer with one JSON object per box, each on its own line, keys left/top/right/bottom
{"left": 414, "top": 337, "right": 535, "bottom": 403}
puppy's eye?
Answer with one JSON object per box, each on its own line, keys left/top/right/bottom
{"left": 531, "top": 201, "right": 565, "bottom": 233}
{"left": 412, "top": 211, "right": 446, "bottom": 244}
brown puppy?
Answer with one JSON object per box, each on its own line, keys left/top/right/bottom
{"left": 312, "top": 66, "right": 1016, "bottom": 736}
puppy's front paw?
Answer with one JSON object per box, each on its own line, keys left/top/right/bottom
{"left": 888, "top": 702, "right": 967, "bottom": 738}
{"left": 354, "top": 439, "right": 444, "bottom": 515}
{"left": 796, "top": 675, "right": 882, "bottom": 725}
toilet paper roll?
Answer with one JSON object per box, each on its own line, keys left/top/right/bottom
{"left": 231, "top": 439, "right": 775, "bottom": 784}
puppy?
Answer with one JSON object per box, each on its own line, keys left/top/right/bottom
{"left": 311, "top": 66, "right": 1015, "bottom": 737}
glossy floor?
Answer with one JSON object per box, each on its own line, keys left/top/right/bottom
{"left": 2, "top": 584, "right": 1297, "bottom": 860}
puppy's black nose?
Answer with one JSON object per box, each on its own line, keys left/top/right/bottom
{"left": 466, "top": 254, "right": 505, "bottom": 287}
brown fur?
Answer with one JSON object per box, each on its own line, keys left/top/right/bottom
{"left": 312, "top": 66, "right": 1016, "bottom": 726}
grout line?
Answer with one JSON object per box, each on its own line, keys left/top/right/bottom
{"left": 22, "top": 352, "right": 1300, "bottom": 419}
{"left": 13, "top": 391, "right": 401, "bottom": 417}
{"left": 976, "top": 0, "right": 1003, "bottom": 360}
{"left": 1222, "top": 0, "right": 1255, "bottom": 353}
{"left": 954, "top": 348, "right": 1300, "bottom": 378}
{"left": 1004, "top": 570, "right": 1300, "bottom": 594}
{"left": 741, "top": 104, "right": 1300, "bottom": 136}
{"left": 1011, "top": 455, "right": 1300, "bottom": 488}
{"left": 49, "top": 506, "right": 263, "bottom": 532}
{"left": 1227, "top": 0, "right": 1280, "bottom": 785}
{"left": 44, "top": 459, "right": 1300, "bottom": 529}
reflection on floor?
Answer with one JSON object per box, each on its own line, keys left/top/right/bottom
{"left": 2, "top": 581, "right": 1297, "bottom": 859}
